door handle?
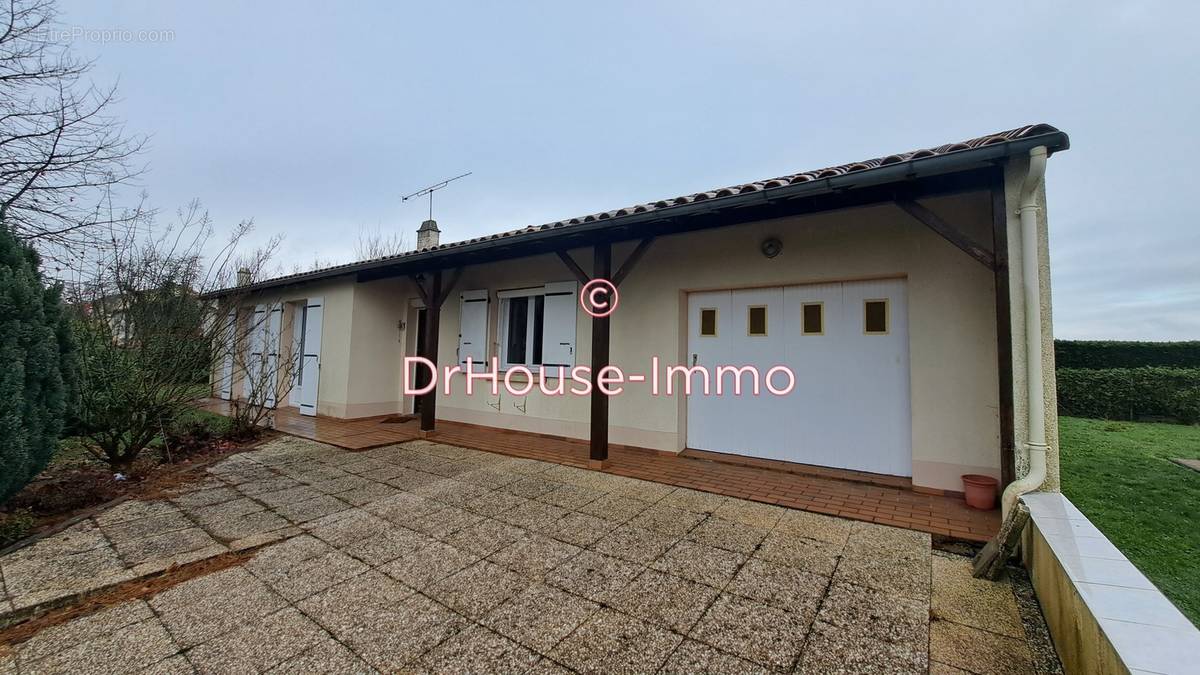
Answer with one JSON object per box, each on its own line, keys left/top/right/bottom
{"left": 692, "top": 353, "right": 698, "bottom": 366}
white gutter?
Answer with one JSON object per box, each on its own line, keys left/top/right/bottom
{"left": 1001, "top": 145, "right": 1050, "bottom": 519}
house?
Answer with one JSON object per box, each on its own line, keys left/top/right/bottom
{"left": 206, "top": 124, "right": 1068, "bottom": 499}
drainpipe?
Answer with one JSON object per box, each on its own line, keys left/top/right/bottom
{"left": 1000, "top": 146, "right": 1049, "bottom": 519}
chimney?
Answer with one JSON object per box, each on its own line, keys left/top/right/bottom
{"left": 416, "top": 219, "right": 440, "bottom": 250}
{"left": 237, "top": 268, "right": 252, "bottom": 286}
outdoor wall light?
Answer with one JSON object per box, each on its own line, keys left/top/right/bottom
{"left": 761, "top": 237, "right": 783, "bottom": 259}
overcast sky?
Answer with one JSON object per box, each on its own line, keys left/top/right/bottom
{"left": 59, "top": 1, "right": 1198, "bottom": 340}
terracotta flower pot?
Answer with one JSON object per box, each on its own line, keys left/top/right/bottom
{"left": 962, "top": 474, "right": 998, "bottom": 510}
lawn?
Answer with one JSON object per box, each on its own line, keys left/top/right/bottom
{"left": 1059, "top": 416, "right": 1200, "bottom": 626}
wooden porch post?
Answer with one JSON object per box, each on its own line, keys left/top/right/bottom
{"left": 589, "top": 242, "right": 612, "bottom": 468}
{"left": 420, "top": 269, "right": 443, "bottom": 432}
{"left": 992, "top": 185, "right": 1016, "bottom": 487}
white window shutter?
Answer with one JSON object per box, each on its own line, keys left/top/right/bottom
{"left": 243, "top": 304, "right": 267, "bottom": 400}
{"left": 459, "top": 290, "right": 489, "bottom": 371}
{"left": 264, "top": 303, "right": 283, "bottom": 408}
{"left": 541, "top": 281, "right": 577, "bottom": 368}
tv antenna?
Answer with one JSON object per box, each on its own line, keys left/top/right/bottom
{"left": 402, "top": 172, "right": 472, "bottom": 221}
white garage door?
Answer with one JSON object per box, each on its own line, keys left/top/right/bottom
{"left": 686, "top": 279, "right": 911, "bottom": 477}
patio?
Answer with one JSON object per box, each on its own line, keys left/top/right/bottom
{"left": 201, "top": 400, "right": 1000, "bottom": 542}
{"left": 0, "top": 436, "right": 1051, "bottom": 674}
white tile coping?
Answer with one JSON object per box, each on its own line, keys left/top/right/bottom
{"left": 1023, "top": 492, "right": 1200, "bottom": 674}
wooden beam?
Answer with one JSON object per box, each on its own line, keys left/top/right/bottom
{"left": 895, "top": 198, "right": 996, "bottom": 270}
{"left": 409, "top": 275, "right": 430, "bottom": 306}
{"left": 612, "top": 238, "right": 655, "bottom": 287}
{"left": 973, "top": 503, "right": 1029, "bottom": 579}
{"left": 992, "top": 184, "right": 1016, "bottom": 488}
{"left": 420, "top": 269, "right": 442, "bottom": 432}
{"left": 589, "top": 242, "right": 612, "bottom": 467}
{"left": 556, "top": 250, "right": 591, "bottom": 286}
{"left": 435, "top": 267, "right": 463, "bottom": 308}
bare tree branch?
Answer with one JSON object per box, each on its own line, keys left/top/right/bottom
{"left": 0, "top": 0, "right": 145, "bottom": 267}
{"left": 353, "top": 224, "right": 408, "bottom": 261}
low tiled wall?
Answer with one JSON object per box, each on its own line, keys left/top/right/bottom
{"left": 1021, "top": 492, "right": 1198, "bottom": 675}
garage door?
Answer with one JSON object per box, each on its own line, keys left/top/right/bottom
{"left": 686, "top": 279, "right": 911, "bottom": 476}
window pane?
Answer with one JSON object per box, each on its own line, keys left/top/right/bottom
{"left": 532, "top": 296, "right": 544, "bottom": 365}
{"left": 865, "top": 300, "right": 888, "bottom": 333}
{"left": 748, "top": 306, "right": 767, "bottom": 336}
{"left": 507, "top": 297, "right": 528, "bottom": 363}
{"left": 700, "top": 308, "right": 717, "bottom": 337}
{"left": 802, "top": 303, "right": 823, "bottom": 335}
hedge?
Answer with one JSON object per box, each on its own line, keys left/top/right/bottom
{"left": 1055, "top": 340, "right": 1200, "bottom": 369}
{"left": 1056, "top": 367, "right": 1200, "bottom": 424}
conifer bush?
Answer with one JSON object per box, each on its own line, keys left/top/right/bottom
{"left": 0, "top": 227, "right": 69, "bottom": 503}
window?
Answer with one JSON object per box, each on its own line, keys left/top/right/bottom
{"left": 864, "top": 299, "right": 889, "bottom": 334}
{"left": 747, "top": 305, "right": 768, "bottom": 336}
{"left": 802, "top": 302, "right": 823, "bottom": 335}
{"left": 699, "top": 308, "right": 718, "bottom": 337}
{"left": 498, "top": 282, "right": 576, "bottom": 370}
{"left": 502, "top": 295, "right": 542, "bottom": 365}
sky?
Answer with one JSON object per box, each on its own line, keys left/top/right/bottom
{"left": 56, "top": 1, "right": 1199, "bottom": 340}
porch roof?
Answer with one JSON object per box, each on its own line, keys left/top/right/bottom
{"left": 206, "top": 123, "right": 1067, "bottom": 298}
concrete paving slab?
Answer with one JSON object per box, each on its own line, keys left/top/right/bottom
{"left": 690, "top": 592, "right": 812, "bottom": 670}
{"left": 481, "top": 582, "right": 600, "bottom": 653}
{"left": 929, "top": 619, "right": 1035, "bottom": 675}
{"left": 549, "top": 608, "right": 682, "bottom": 674}
{"left": 150, "top": 566, "right": 288, "bottom": 648}
{"left": 590, "top": 524, "right": 679, "bottom": 565}
{"left": 426, "top": 560, "right": 531, "bottom": 619}
{"left": 418, "top": 624, "right": 541, "bottom": 674}
{"left": 660, "top": 639, "right": 771, "bottom": 675}
{"left": 932, "top": 552, "right": 1025, "bottom": 639}
{"left": 651, "top": 540, "right": 745, "bottom": 589}
{"left": 608, "top": 568, "right": 719, "bottom": 633}
{"left": 486, "top": 534, "right": 581, "bottom": 578}
{"left": 685, "top": 517, "right": 770, "bottom": 554}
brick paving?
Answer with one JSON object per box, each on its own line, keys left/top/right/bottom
{"left": 202, "top": 401, "right": 999, "bottom": 542}
{"left": 0, "top": 436, "right": 1047, "bottom": 674}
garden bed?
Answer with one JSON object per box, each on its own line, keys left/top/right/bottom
{"left": 0, "top": 410, "right": 267, "bottom": 550}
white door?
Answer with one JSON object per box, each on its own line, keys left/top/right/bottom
{"left": 219, "top": 309, "right": 235, "bottom": 400}
{"left": 687, "top": 279, "right": 911, "bottom": 476}
{"left": 243, "top": 305, "right": 266, "bottom": 400}
{"left": 298, "top": 297, "right": 323, "bottom": 416}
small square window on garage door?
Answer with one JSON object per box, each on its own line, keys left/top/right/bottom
{"left": 699, "top": 308, "right": 718, "bottom": 337}
{"left": 802, "top": 302, "right": 823, "bottom": 335}
{"left": 747, "top": 305, "right": 768, "bottom": 336}
{"left": 864, "top": 299, "right": 889, "bottom": 334}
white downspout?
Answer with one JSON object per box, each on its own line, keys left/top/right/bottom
{"left": 1001, "top": 145, "right": 1049, "bottom": 519}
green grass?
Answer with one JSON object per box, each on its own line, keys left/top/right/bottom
{"left": 1059, "top": 416, "right": 1200, "bottom": 626}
